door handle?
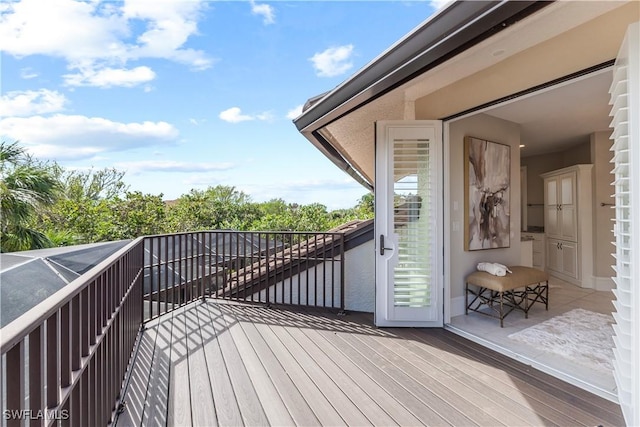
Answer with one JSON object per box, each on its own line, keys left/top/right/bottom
{"left": 380, "top": 235, "right": 393, "bottom": 256}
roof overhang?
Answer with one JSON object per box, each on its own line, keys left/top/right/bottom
{"left": 293, "top": 1, "right": 551, "bottom": 188}
{"left": 294, "top": 1, "right": 636, "bottom": 188}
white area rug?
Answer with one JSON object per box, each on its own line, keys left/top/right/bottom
{"left": 508, "top": 308, "right": 614, "bottom": 373}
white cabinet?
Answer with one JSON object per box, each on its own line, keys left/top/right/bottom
{"left": 546, "top": 238, "right": 578, "bottom": 279}
{"left": 522, "top": 232, "right": 545, "bottom": 271}
{"left": 545, "top": 172, "right": 577, "bottom": 240}
{"left": 541, "top": 165, "right": 593, "bottom": 287}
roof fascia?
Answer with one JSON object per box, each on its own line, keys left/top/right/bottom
{"left": 294, "top": 1, "right": 551, "bottom": 190}
{"left": 294, "top": 1, "right": 550, "bottom": 133}
{"left": 311, "top": 129, "right": 374, "bottom": 190}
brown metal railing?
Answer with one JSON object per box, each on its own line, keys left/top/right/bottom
{"left": 0, "top": 238, "right": 144, "bottom": 427}
{"left": 142, "top": 230, "right": 345, "bottom": 321}
{"left": 1, "top": 230, "right": 344, "bottom": 426}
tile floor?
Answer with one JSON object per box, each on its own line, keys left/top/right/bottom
{"left": 449, "top": 276, "right": 617, "bottom": 400}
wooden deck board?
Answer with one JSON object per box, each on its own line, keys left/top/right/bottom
{"left": 140, "top": 313, "right": 172, "bottom": 426}
{"left": 349, "top": 330, "right": 506, "bottom": 427}
{"left": 117, "top": 301, "right": 624, "bottom": 427}
{"left": 301, "top": 326, "right": 421, "bottom": 426}
{"left": 217, "top": 304, "right": 296, "bottom": 426}
{"left": 268, "top": 315, "right": 373, "bottom": 426}
{"left": 392, "top": 328, "right": 576, "bottom": 427}
{"left": 206, "top": 303, "right": 270, "bottom": 426}
{"left": 184, "top": 304, "right": 217, "bottom": 426}
{"left": 433, "top": 329, "right": 625, "bottom": 426}
{"left": 312, "top": 321, "right": 451, "bottom": 425}
{"left": 281, "top": 316, "right": 399, "bottom": 426}
{"left": 167, "top": 306, "right": 192, "bottom": 426}
{"left": 195, "top": 303, "right": 244, "bottom": 427}
{"left": 116, "top": 322, "right": 158, "bottom": 427}
{"left": 227, "top": 304, "right": 321, "bottom": 426}
{"left": 400, "top": 328, "right": 602, "bottom": 426}
{"left": 245, "top": 311, "right": 346, "bottom": 425}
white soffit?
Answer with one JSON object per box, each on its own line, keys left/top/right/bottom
{"left": 402, "top": 1, "right": 628, "bottom": 102}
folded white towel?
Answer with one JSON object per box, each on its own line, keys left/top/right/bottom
{"left": 477, "top": 262, "right": 512, "bottom": 276}
{"left": 493, "top": 263, "right": 512, "bottom": 274}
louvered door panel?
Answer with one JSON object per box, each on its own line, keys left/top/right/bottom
{"left": 609, "top": 22, "right": 638, "bottom": 426}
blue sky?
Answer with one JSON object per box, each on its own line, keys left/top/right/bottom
{"left": 0, "top": 0, "right": 443, "bottom": 209}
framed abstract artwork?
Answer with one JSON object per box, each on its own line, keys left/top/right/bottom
{"left": 464, "top": 136, "right": 511, "bottom": 251}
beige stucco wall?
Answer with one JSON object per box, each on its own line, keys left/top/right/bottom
{"left": 415, "top": 2, "right": 639, "bottom": 120}
{"left": 443, "top": 113, "right": 521, "bottom": 302}
{"left": 590, "top": 131, "right": 615, "bottom": 279}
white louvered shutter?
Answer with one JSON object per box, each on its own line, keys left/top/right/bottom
{"left": 609, "top": 22, "right": 639, "bottom": 427}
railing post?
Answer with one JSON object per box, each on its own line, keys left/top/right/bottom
{"left": 266, "top": 233, "right": 270, "bottom": 305}
{"left": 47, "top": 311, "right": 59, "bottom": 410}
{"left": 201, "top": 231, "right": 206, "bottom": 300}
{"left": 340, "top": 234, "right": 345, "bottom": 311}
{"left": 6, "top": 342, "right": 24, "bottom": 427}
{"left": 28, "top": 326, "right": 44, "bottom": 427}
{"left": 60, "top": 304, "right": 71, "bottom": 389}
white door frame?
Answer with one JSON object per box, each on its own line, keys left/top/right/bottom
{"left": 374, "top": 120, "right": 444, "bottom": 327}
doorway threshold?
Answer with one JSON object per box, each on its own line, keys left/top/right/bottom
{"left": 444, "top": 323, "right": 618, "bottom": 403}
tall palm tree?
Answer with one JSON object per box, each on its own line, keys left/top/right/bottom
{"left": 0, "top": 141, "right": 58, "bottom": 252}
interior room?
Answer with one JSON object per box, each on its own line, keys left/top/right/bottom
{"left": 447, "top": 68, "right": 617, "bottom": 401}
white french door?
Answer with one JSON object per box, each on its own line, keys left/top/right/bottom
{"left": 374, "top": 121, "right": 443, "bottom": 327}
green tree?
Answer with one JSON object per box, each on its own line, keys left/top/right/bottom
{"left": 0, "top": 141, "right": 59, "bottom": 252}
{"left": 356, "top": 192, "right": 374, "bottom": 217}
{"left": 166, "top": 185, "right": 260, "bottom": 232}
{"left": 56, "top": 167, "right": 128, "bottom": 201}
{"left": 38, "top": 168, "right": 128, "bottom": 243}
{"left": 250, "top": 199, "right": 296, "bottom": 231}
{"left": 109, "top": 191, "right": 167, "bottom": 239}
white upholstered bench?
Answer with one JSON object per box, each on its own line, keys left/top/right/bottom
{"left": 465, "top": 266, "right": 549, "bottom": 327}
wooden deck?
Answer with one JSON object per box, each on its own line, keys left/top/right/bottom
{"left": 115, "top": 300, "right": 624, "bottom": 427}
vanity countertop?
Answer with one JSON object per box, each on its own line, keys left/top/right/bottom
{"left": 524, "top": 226, "right": 544, "bottom": 233}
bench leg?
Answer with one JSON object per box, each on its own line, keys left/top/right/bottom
{"left": 500, "top": 292, "right": 504, "bottom": 328}
{"left": 545, "top": 280, "right": 549, "bottom": 310}
{"left": 465, "top": 282, "right": 468, "bottom": 315}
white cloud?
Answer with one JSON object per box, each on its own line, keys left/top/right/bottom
{"left": 219, "top": 107, "right": 273, "bottom": 124}
{"left": 309, "top": 45, "right": 354, "bottom": 77}
{"left": 0, "top": 0, "right": 212, "bottom": 87}
{"left": 114, "top": 160, "right": 235, "bottom": 175}
{"left": 250, "top": 1, "right": 275, "bottom": 25}
{"left": 0, "top": 114, "right": 179, "bottom": 160}
{"left": 63, "top": 65, "right": 156, "bottom": 88}
{"left": 219, "top": 107, "right": 253, "bottom": 123}
{"left": 286, "top": 104, "right": 303, "bottom": 120}
{"left": 0, "top": 89, "right": 67, "bottom": 117}
{"left": 20, "top": 68, "right": 38, "bottom": 79}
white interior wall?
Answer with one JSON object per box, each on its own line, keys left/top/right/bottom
{"left": 445, "top": 113, "right": 522, "bottom": 316}
{"left": 590, "top": 131, "right": 616, "bottom": 284}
